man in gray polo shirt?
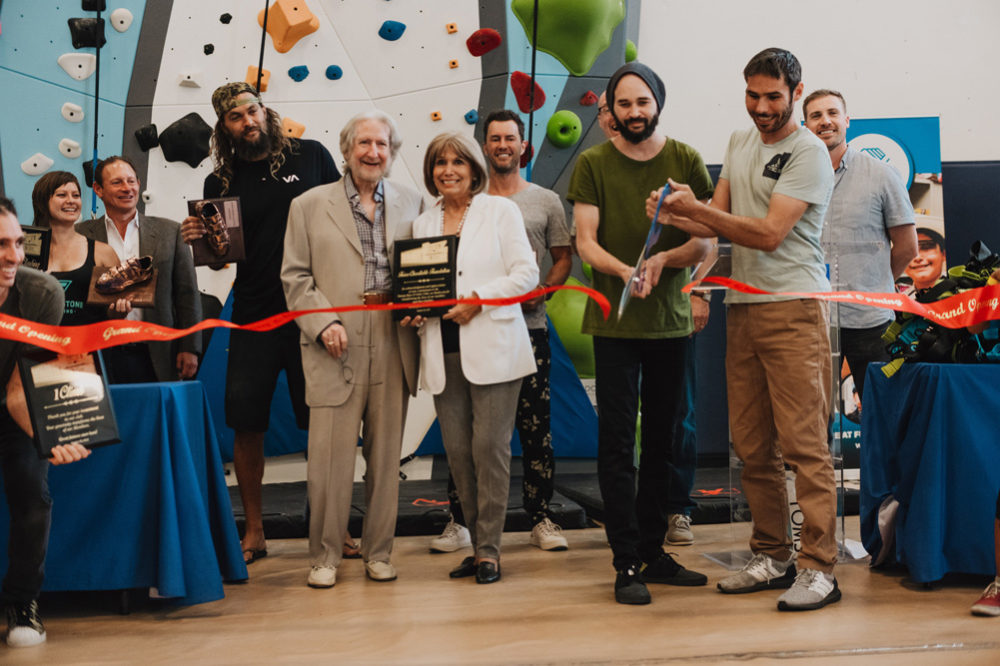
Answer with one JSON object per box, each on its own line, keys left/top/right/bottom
{"left": 803, "top": 89, "right": 917, "bottom": 397}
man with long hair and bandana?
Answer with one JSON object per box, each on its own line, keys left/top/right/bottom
{"left": 182, "top": 83, "right": 340, "bottom": 567}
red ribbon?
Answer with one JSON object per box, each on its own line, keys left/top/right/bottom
{"left": 0, "top": 285, "right": 611, "bottom": 355}
{"left": 685, "top": 276, "right": 1000, "bottom": 330}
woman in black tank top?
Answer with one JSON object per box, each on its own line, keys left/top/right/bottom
{"left": 32, "top": 171, "right": 129, "bottom": 324}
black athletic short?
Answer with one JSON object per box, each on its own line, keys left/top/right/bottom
{"left": 225, "top": 323, "right": 308, "bottom": 432}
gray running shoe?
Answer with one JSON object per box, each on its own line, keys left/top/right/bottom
{"left": 777, "top": 568, "right": 841, "bottom": 611}
{"left": 717, "top": 552, "right": 796, "bottom": 594}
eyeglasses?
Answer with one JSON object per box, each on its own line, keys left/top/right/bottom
{"left": 339, "top": 348, "right": 353, "bottom": 383}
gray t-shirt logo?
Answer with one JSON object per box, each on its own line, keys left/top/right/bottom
{"left": 762, "top": 153, "right": 791, "bottom": 180}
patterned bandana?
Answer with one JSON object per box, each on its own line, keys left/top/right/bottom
{"left": 211, "top": 82, "right": 261, "bottom": 118}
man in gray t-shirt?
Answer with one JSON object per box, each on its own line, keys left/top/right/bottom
{"left": 804, "top": 89, "right": 917, "bottom": 397}
{"left": 484, "top": 110, "right": 572, "bottom": 550}
{"left": 651, "top": 49, "right": 841, "bottom": 612}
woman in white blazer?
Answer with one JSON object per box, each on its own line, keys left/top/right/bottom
{"left": 407, "top": 132, "right": 538, "bottom": 584}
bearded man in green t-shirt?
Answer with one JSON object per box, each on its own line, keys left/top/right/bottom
{"left": 567, "top": 62, "right": 714, "bottom": 606}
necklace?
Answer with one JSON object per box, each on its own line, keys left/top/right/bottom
{"left": 440, "top": 198, "right": 473, "bottom": 236}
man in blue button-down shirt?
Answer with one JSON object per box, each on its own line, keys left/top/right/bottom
{"left": 803, "top": 89, "right": 918, "bottom": 397}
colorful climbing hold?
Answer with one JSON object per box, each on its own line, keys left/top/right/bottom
{"left": 259, "top": 0, "right": 320, "bottom": 54}
{"left": 520, "top": 143, "right": 534, "bottom": 169}
{"left": 430, "top": 111, "right": 442, "bottom": 122}
{"left": 511, "top": 0, "right": 625, "bottom": 76}
{"left": 510, "top": 71, "right": 546, "bottom": 113}
{"left": 448, "top": 59, "right": 459, "bottom": 69}
{"left": 464, "top": 110, "right": 479, "bottom": 125}
{"left": 579, "top": 90, "right": 598, "bottom": 106}
{"left": 325, "top": 65, "right": 343, "bottom": 80}
{"left": 378, "top": 20, "right": 406, "bottom": 41}
{"left": 466, "top": 28, "right": 501, "bottom": 57}
{"left": 159, "top": 113, "right": 213, "bottom": 168}
{"left": 546, "top": 110, "right": 583, "bottom": 148}
{"left": 625, "top": 39, "right": 637, "bottom": 62}
{"left": 288, "top": 65, "right": 310, "bottom": 82}
{"left": 282, "top": 117, "right": 306, "bottom": 138}
{"left": 246, "top": 66, "right": 271, "bottom": 92}
{"left": 446, "top": 23, "right": 458, "bottom": 34}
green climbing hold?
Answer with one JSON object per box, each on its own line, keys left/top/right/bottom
{"left": 625, "top": 39, "right": 637, "bottom": 62}
{"left": 546, "top": 110, "right": 582, "bottom": 148}
{"left": 511, "top": 0, "right": 625, "bottom": 76}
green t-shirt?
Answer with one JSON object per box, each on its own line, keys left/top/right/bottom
{"left": 567, "top": 138, "right": 714, "bottom": 338}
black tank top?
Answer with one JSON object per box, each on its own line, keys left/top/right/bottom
{"left": 50, "top": 239, "right": 104, "bottom": 326}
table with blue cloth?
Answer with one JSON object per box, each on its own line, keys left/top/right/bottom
{"left": 861, "top": 363, "right": 1000, "bottom": 583}
{"left": 0, "top": 381, "right": 248, "bottom": 605}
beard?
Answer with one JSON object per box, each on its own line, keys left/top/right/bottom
{"left": 234, "top": 127, "right": 270, "bottom": 160}
{"left": 615, "top": 113, "right": 659, "bottom": 144}
{"left": 486, "top": 153, "right": 519, "bottom": 175}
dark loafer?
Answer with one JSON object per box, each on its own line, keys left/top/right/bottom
{"left": 198, "top": 201, "right": 230, "bottom": 256}
{"left": 449, "top": 556, "right": 477, "bottom": 579}
{"left": 475, "top": 561, "right": 501, "bottom": 584}
{"left": 96, "top": 255, "right": 154, "bottom": 294}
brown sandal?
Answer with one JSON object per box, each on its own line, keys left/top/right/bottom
{"left": 197, "top": 201, "right": 231, "bottom": 256}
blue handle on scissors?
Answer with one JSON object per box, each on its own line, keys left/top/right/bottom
{"left": 642, "top": 183, "right": 671, "bottom": 258}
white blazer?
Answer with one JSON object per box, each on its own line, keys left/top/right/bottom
{"left": 414, "top": 194, "right": 539, "bottom": 394}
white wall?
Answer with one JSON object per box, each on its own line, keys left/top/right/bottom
{"left": 637, "top": 0, "right": 999, "bottom": 163}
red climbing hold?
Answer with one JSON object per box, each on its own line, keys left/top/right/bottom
{"left": 579, "top": 90, "right": 598, "bottom": 106}
{"left": 519, "top": 143, "right": 534, "bottom": 169}
{"left": 510, "top": 71, "right": 545, "bottom": 113}
{"left": 466, "top": 28, "right": 502, "bottom": 57}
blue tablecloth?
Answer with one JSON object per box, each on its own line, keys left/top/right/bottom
{"left": 0, "top": 382, "right": 248, "bottom": 605}
{"left": 861, "top": 363, "right": 1000, "bottom": 583}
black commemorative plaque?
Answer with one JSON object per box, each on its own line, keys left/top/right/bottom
{"left": 392, "top": 234, "right": 457, "bottom": 320}
{"left": 16, "top": 350, "right": 120, "bottom": 459}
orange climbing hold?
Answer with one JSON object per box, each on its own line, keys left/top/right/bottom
{"left": 446, "top": 23, "right": 458, "bottom": 34}
{"left": 245, "top": 66, "right": 271, "bottom": 92}
{"left": 282, "top": 117, "right": 306, "bottom": 138}
{"left": 258, "top": 0, "right": 320, "bottom": 54}
{"left": 431, "top": 111, "right": 442, "bottom": 121}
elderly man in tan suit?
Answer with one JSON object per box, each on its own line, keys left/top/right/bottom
{"left": 281, "top": 110, "right": 423, "bottom": 588}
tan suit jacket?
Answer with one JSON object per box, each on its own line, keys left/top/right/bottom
{"left": 281, "top": 178, "right": 422, "bottom": 406}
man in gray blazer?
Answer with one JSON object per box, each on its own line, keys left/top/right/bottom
{"left": 281, "top": 110, "right": 423, "bottom": 588}
{"left": 77, "top": 156, "right": 201, "bottom": 382}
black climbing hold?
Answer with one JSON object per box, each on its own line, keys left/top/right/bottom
{"left": 82, "top": 161, "right": 94, "bottom": 189}
{"left": 158, "top": 113, "right": 212, "bottom": 168}
{"left": 204, "top": 43, "right": 215, "bottom": 55}
{"left": 220, "top": 13, "right": 233, "bottom": 24}
{"left": 68, "top": 18, "right": 106, "bottom": 49}
{"left": 134, "top": 124, "right": 159, "bottom": 152}
{"left": 82, "top": 1, "right": 107, "bottom": 11}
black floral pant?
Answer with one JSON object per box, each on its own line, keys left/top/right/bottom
{"left": 447, "top": 328, "right": 554, "bottom": 527}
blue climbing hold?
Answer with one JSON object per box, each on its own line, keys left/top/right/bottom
{"left": 378, "top": 20, "right": 406, "bottom": 41}
{"left": 288, "top": 65, "right": 309, "bottom": 82}
{"left": 464, "top": 110, "right": 479, "bottom": 125}
{"left": 325, "top": 65, "right": 343, "bottom": 80}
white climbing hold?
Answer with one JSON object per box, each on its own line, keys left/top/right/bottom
{"left": 57, "top": 53, "right": 97, "bottom": 81}
{"left": 177, "top": 71, "right": 204, "bottom": 88}
{"left": 58, "top": 139, "right": 82, "bottom": 159}
{"left": 110, "top": 8, "right": 134, "bottom": 33}
{"left": 142, "top": 191, "right": 153, "bottom": 204}
{"left": 61, "top": 102, "right": 85, "bottom": 123}
{"left": 21, "top": 153, "right": 54, "bottom": 176}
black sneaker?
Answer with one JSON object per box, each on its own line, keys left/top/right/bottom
{"left": 614, "top": 566, "right": 651, "bottom": 605}
{"left": 642, "top": 552, "right": 708, "bottom": 586}
{"left": 5, "top": 600, "right": 46, "bottom": 648}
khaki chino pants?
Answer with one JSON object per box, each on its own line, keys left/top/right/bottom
{"left": 726, "top": 300, "right": 838, "bottom": 573}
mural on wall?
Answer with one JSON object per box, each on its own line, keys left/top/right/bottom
{"left": 0, "top": 0, "right": 642, "bottom": 461}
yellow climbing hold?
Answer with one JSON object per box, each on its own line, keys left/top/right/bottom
{"left": 246, "top": 66, "right": 271, "bottom": 92}
{"left": 282, "top": 117, "right": 306, "bottom": 138}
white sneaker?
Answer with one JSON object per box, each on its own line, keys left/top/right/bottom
{"left": 307, "top": 565, "right": 336, "bottom": 588}
{"left": 530, "top": 518, "right": 569, "bottom": 551}
{"left": 5, "top": 601, "right": 46, "bottom": 648}
{"left": 430, "top": 518, "right": 471, "bottom": 553}
{"left": 666, "top": 513, "right": 694, "bottom": 545}
{"left": 777, "top": 568, "right": 841, "bottom": 611}
{"left": 717, "top": 552, "right": 796, "bottom": 594}
{"left": 365, "top": 560, "right": 398, "bottom": 582}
